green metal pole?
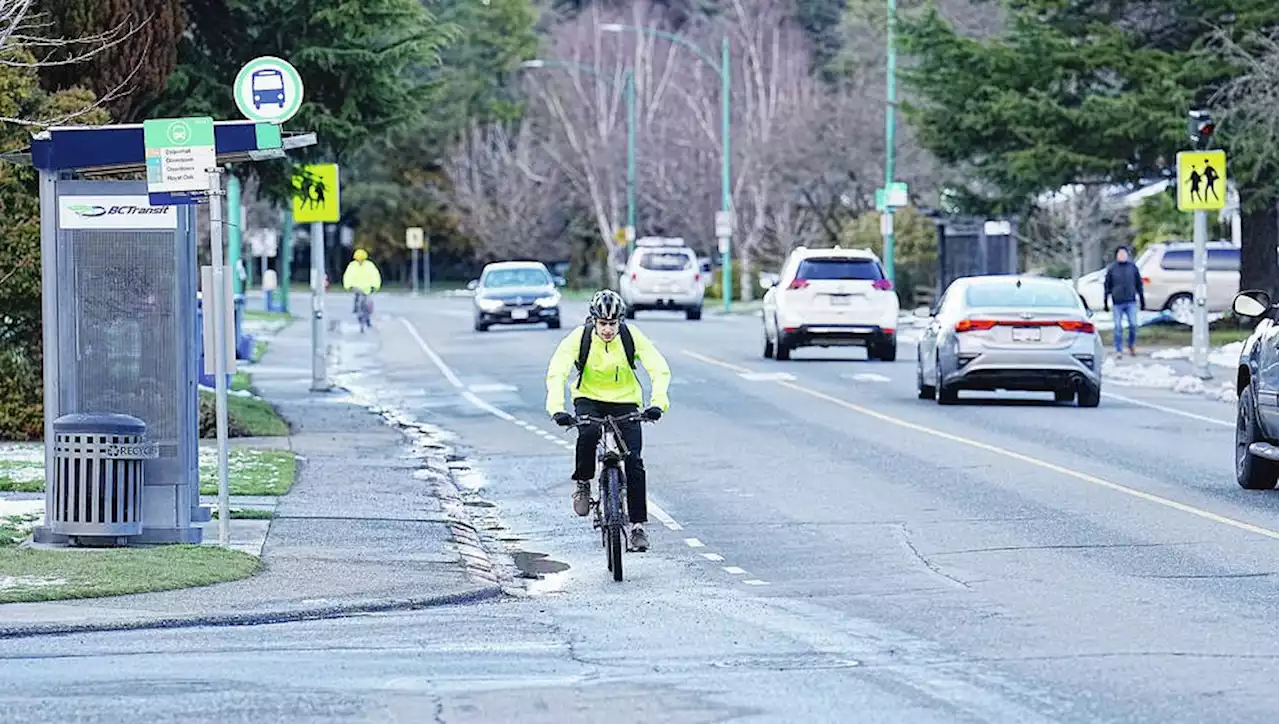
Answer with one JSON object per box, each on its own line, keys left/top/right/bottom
{"left": 227, "top": 174, "right": 243, "bottom": 296}
{"left": 280, "top": 210, "right": 293, "bottom": 314}
{"left": 720, "top": 35, "right": 732, "bottom": 313}
{"left": 883, "top": 0, "right": 898, "bottom": 283}
{"left": 626, "top": 68, "right": 637, "bottom": 258}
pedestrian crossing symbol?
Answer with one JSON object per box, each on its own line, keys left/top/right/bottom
{"left": 1176, "top": 150, "right": 1226, "bottom": 212}
{"left": 292, "top": 163, "right": 340, "bottom": 223}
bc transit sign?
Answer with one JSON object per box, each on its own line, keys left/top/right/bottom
{"left": 234, "top": 56, "right": 305, "bottom": 124}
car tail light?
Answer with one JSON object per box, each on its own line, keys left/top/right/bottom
{"left": 1142, "top": 276, "right": 1151, "bottom": 284}
{"left": 787, "top": 278, "right": 810, "bottom": 290}
{"left": 1057, "top": 320, "right": 1095, "bottom": 333}
{"left": 955, "top": 318, "right": 998, "bottom": 332}
{"left": 872, "top": 279, "right": 893, "bottom": 291}
{"left": 882, "top": 327, "right": 895, "bottom": 335}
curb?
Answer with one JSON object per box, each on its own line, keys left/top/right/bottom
{"left": 0, "top": 585, "right": 504, "bottom": 640}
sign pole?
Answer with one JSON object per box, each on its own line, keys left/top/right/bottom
{"left": 208, "top": 168, "right": 231, "bottom": 546}
{"left": 1192, "top": 210, "right": 1210, "bottom": 379}
{"left": 412, "top": 249, "right": 420, "bottom": 296}
{"left": 424, "top": 239, "right": 431, "bottom": 293}
{"left": 310, "top": 220, "right": 329, "bottom": 391}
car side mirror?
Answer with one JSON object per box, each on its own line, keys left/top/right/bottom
{"left": 912, "top": 306, "right": 932, "bottom": 318}
{"left": 466, "top": 280, "right": 478, "bottom": 291}
{"left": 553, "top": 276, "right": 566, "bottom": 288}
{"left": 1233, "top": 290, "right": 1271, "bottom": 318}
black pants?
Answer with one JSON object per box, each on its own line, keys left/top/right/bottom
{"left": 573, "top": 398, "right": 646, "bottom": 523}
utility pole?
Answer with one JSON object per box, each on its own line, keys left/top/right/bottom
{"left": 882, "top": 0, "right": 898, "bottom": 283}
{"left": 626, "top": 68, "right": 637, "bottom": 259}
{"left": 310, "top": 221, "right": 329, "bottom": 391}
{"left": 1181, "top": 109, "right": 1220, "bottom": 381}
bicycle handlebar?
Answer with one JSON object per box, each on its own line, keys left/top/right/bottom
{"left": 572, "top": 411, "right": 655, "bottom": 427}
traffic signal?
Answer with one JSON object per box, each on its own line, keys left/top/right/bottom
{"left": 1188, "top": 109, "right": 1215, "bottom": 149}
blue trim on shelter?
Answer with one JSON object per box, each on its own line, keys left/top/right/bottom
{"left": 29, "top": 121, "right": 301, "bottom": 173}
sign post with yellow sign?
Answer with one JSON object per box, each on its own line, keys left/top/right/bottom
{"left": 1176, "top": 147, "right": 1227, "bottom": 380}
{"left": 292, "top": 163, "right": 340, "bottom": 393}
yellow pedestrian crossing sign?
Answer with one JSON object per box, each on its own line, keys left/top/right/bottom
{"left": 1176, "top": 150, "right": 1226, "bottom": 212}
{"left": 292, "top": 163, "right": 340, "bottom": 223}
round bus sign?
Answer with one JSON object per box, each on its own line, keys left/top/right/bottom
{"left": 234, "top": 56, "right": 304, "bottom": 123}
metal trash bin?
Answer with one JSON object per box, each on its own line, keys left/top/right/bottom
{"left": 51, "top": 413, "right": 158, "bottom": 545}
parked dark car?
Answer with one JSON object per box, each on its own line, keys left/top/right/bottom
{"left": 1230, "top": 289, "right": 1279, "bottom": 489}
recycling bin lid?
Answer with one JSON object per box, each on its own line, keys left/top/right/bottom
{"left": 53, "top": 412, "right": 148, "bottom": 436}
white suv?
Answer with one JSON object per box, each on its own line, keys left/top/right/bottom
{"left": 619, "top": 237, "right": 705, "bottom": 320}
{"left": 761, "top": 246, "right": 900, "bottom": 361}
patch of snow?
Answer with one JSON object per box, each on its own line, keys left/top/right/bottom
{"left": 0, "top": 499, "right": 44, "bottom": 518}
{"left": 1102, "top": 359, "right": 1238, "bottom": 403}
{"left": 0, "top": 443, "right": 42, "bottom": 464}
{"left": 0, "top": 575, "right": 67, "bottom": 591}
{"left": 1150, "top": 341, "right": 1242, "bottom": 368}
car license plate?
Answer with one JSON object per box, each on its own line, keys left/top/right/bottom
{"left": 829, "top": 295, "right": 851, "bottom": 306}
{"left": 511, "top": 309, "right": 529, "bottom": 320}
{"left": 1011, "top": 326, "right": 1041, "bottom": 342}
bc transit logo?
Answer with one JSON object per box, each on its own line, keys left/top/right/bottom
{"left": 68, "top": 204, "right": 107, "bottom": 217}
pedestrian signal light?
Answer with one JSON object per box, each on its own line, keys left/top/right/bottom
{"left": 1188, "top": 109, "right": 1215, "bottom": 150}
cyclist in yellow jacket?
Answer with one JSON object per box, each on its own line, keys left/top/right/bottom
{"left": 546, "top": 290, "right": 670, "bottom": 551}
{"left": 342, "top": 248, "right": 382, "bottom": 317}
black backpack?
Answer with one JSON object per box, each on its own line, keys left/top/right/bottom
{"left": 575, "top": 322, "right": 636, "bottom": 388}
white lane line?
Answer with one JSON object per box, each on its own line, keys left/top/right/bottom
{"left": 649, "top": 501, "right": 683, "bottom": 531}
{"left": 684, "top": 348, "right": 1279, "bottom": 541}
{"left": 701, "top": 552, "right": 725, "bottom": 562}
{"left": 742, "top": 579, "right": 770, "bottom": 586}
{"left": 684, "top": 537, "right": 705, "bottom": 548}
{"left": 401, "top": 315, "right": 690, "bottom": 535}
{"left": 723, "top": 566, "right": 747, "bottom": 575}
{"left": 1102, "top": 391, "right": 1233, "bottom": 428}
{"left": 401, "top": 318, "right": 463, "bottom": 388}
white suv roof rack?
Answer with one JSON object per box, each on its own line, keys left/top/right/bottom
{"left": 636, "top": 236, "right": 687, "bottom": 247}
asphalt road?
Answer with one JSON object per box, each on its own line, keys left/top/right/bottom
{"left": 1, "top": 294, "right": 1274, "bottom": 724}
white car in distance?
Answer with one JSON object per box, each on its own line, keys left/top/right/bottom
{"left": 619, "top": 237, "right": 705, "bottom": 320}
{"left": 761, "top": 246, "right": 900, "bottom": 361}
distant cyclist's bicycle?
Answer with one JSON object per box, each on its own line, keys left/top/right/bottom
{"left": 572, "top": 411, "right": 655, "bottom": 582}
{"left": 353, "top": 291, "right": 373, "bottom": 333}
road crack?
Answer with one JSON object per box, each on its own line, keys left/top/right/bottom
{"left": 930, "top": 541, "right": 1202, "bottom": 556}
{"left": 895, "top": 523, "right": 971, "bottom": 590}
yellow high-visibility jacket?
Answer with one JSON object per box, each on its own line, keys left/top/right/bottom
{"left": 545, "top": 324, "right": 671, "bottom": 415}
{"left": 342, "top": 260, "right": 382, "bottom": 294}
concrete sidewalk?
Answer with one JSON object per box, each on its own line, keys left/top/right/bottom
{"left": 0, "top": 319, "right": 506, "bottom": 638}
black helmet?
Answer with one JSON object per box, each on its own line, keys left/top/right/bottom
{"left": 589, "top": 289, "right": 625, "bottom": 321}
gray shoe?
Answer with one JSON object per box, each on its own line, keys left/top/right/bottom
{"left": 629, "top": 524, "right": 649, "bottom": 552}
{"left": 572, "top": 480, "right": 591, "bottom": 517}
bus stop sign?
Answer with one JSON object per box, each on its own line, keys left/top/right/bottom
{"left": 234, "top": 56, "right": 305, "bottom": 124}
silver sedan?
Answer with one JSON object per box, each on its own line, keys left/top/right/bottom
{"left": 915, "top": 275, "right": 1104, "bottom": 407}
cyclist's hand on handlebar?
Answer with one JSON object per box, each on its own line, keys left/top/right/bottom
{"left": 552, "top": 411, "right": 575, "bottom": 427}
{"left": 642, "top": 406, "right": 663, "bottom": 421}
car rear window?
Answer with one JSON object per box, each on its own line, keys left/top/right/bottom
{"left": 963, "top": 281, "right": 1080, "bottom": 308}
{"left": 795, "top": 257, "right": 884, "bottom": 281}
{"left": 640, "top": 251, "right": 694, "bottom": 271}
{"left": 1160, "top": 249, "right": 1194, "bottom": 271}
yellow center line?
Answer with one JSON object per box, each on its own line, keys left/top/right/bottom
{"left": 682, "top": 349, "right": 1279, "bottom": 541}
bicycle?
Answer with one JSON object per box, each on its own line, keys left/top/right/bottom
{"left": 353, "top": 290, "right": 373, "bottom": 333}
{"left": 571, "top": 410, "right": 656, "bottom": 582}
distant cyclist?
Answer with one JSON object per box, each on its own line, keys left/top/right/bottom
{"left": 342, "top": 248, "right": 382, "bottom": 319}
{"left": 545, "top": 290, "right": 670, "bottom": 552}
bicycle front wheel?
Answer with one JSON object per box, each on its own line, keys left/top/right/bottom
{"left": 608, "top": 525, "right": 623, "bottom": 581}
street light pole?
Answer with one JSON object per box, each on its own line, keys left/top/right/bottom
{"left": 601, "top": 24, "right": 733, "bottom": 311}
{"left": 882, "top": 0, "right": 898, "bottom": 283}
{"left": 720, "top": 35, "right": 732, "bottom": 313}
{"left": 625, "top": 68, "right": 636, "bottom": 259}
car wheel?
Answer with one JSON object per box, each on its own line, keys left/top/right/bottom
{"left": 916, "top": 354, "right": 935, "bottom": 400}
{"left": 1077, "top": 383, "right": 1101, "bottom": 408}
{"left": 686, "top": 306, "right": 702, "bottom": 321}
{"left": 935, "top": 356, "right": 958, "bottom": 404}
{"left": 1054, "top": 388, "right": 1074, "bottom": 403}
{"left": 625, "top": 307, "right": 637, "bottom": 319}
{"left": 775, "top": 339, "right": 791, "bottom": 361}
{"left": 1236, "top": 386, "right": 1278, "bottom": 490}
{"left": 874, "top": 336, "right": 897, "bottom": 362}
{"left": 1165, "top": 293, "right": 1194, "bottom": 325}
{"left": 763, "top": 329, "right": 775, "bottom": 359}
{"left": 474, "top": 319, "right": 489, "bottom": 332}
{"left": 547, "top": 319, "right": 561, "bottom": 330}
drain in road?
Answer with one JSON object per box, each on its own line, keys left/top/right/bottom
{"left": 511, "top": 550, "right": 570, "bottom": 579}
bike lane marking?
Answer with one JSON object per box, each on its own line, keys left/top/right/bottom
{"left": 399, "top": 316, "right": 766, "bottom": 584}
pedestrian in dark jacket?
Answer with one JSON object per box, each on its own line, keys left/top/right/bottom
{"left": 1103, "top": 245, "right": 1146, "bottom": 356}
